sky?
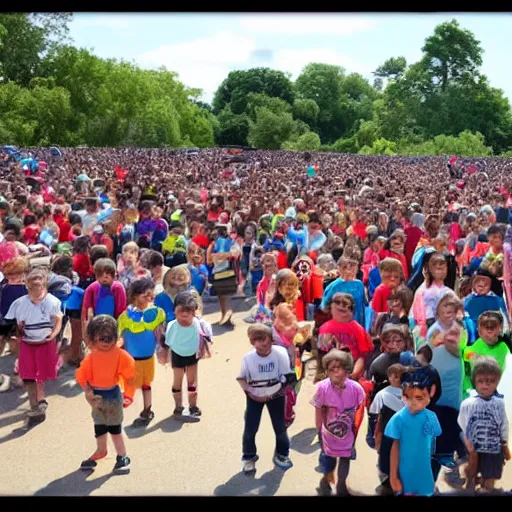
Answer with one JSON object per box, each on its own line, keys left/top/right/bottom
{"left": 67, "top": 13, "right": 512, "bottom": 104}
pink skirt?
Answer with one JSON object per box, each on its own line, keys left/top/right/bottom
{"left": 18, "top": 340, "right": 58, "bottom": 382}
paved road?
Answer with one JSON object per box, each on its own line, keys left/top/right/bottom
{"left": 1, "top": 298, "right": 511, "bottom": 496}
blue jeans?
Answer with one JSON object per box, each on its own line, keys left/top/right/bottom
{"left": 242, "top": 394, "right": 289, "bottom": 460}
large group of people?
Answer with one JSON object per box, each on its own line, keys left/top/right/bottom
{"left": 1, "top": 145, "right": 512, "bottom": 494}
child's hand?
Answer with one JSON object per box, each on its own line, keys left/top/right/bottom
{"left": 390, "top": 475, "right": 403, "bottom": 494}
{"left": 504, "top": 443, "right": 511, "bottom": 461}
{"left": 85, "top": 391, "right": 102, "bottom": 408}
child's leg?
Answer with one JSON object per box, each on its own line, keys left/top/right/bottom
{"left": 92, "top": 425, "right": 109, "bottom": 457}
{"left": 172, "top": 367, "right": 185, "bottom": 413}
{"left": 482, "top": 479, "right": 496, "bottom": 491}
{"left": 69, "top": 316, "right": 83, "bottom": 363}
{"left": 185, "top": 363, "right": 199, "bottom": 411}
{"left": 25, "top": 380, "right": 38, "bottom": 410}
{"left": 0, "top": 335, "right": 6, "bottom": 356}
{"left": 336, "top": 457, "right": 351, "bottom": 496}
{"left": 109, "top": 426, "right": 127, "bottom": 457}
{"left": 139, "top": 357, "right": 155, "bottom": 419}
{"left": 266, "top": 394, "right": 290, "bottom": 458}
{"left": 242, "top": 396, "right": 265, "bottom": 461}
{"left": 465, "top": 451, "right": 479, "bottom": 489}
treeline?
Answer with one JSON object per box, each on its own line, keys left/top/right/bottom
{"left": 1, "top": 14, "right": 511, "bottom": 156}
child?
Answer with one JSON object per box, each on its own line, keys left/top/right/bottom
{"left": 82, "top": 259, "right": 127, "bottom": 335}
{"left": 163, "top": 291, "right": 212, "bottom": 418}
{"left": 463, "top": 269, "right": 509, "bottom": 338}
{"left": 478, "top": 224, "right": 505, "bottom": 297}
{"left": 0, "top": 256, "right": 28, "bottom": 392}
{"left": 75, "top": 315, "right": 135, "bottom": 474}
{"left": 371, "top": 364, "right": 406, "bottom": 495}
{"left": 72, "top": 235, "right": 93, "bottom": 288}
{"left": 117, "top": 278, "right": 166, "bottom": 419}
{"left": 458, "top": 356, "right": 510, "bottom": 492}
{"left": 249, "top": 246, "right": 264, "bottom": 295}
{"left": 312, "top": 349, "right": 365, "bottom": 496}
{"left": 320, "top": 257, "right": 366, "bottom": 327}
{"left": 117, "top": 241, "right": 151, "bottom": 290}
{"left": 371, "top": 258, "right": 403, "bottom": 313}
{"left": 4, "top": 269, "right": 63, "bottom": 425}
{"left": 463, "top": 311, "right": 511, "bottom": 396}
{"left": 385, "top": 367, "right": 442, "bottom": 496}
{"left": 237, "top": 324, "right": 295, "bottom": 474}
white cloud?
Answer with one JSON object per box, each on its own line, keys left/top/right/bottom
{"left": 272, "top": 48, "right": 371, "bottom": 79}
{"left": 239, "top": 14, "right": 377, "bottom": 35}
{"left": 138, "top": 31, "right": 256, "bottom": 102}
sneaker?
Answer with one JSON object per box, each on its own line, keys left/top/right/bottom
{"left": 80, "top": 459, "right": 98, "bottom": 471}
{"left": 25, "top": 414, "right": 46, "bottom": 428}
{"left": 242, "top": 456, "right": 258, "bottom": 474}
{"left": 273, "top": 454, "right": 293, "bottom": 470}
{"left": 138, "top": 409, "right": 155, "bottom": 424}
{"left": 27, "top": 405, "right": 46, "bottom": 418}
{"left": 113, "top": 455, "right": 131, "bottom": 474}
{"left": 317, "top": 486, "right": 333, "bottom": 496}
{"left": 173, "top": 406, "right": 185, "bottom": 417}
{"left": 38, "top": 400, "right": 49, "bottom": 412}
{"left": 189, "top": 406, "right": 202, "bottom": 417}
{"left": 0, "top": 374, "right": 11, "bottom": 393}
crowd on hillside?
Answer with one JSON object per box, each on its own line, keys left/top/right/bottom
{"left": 1, "top": 145, "right": 512, "bottom": 494}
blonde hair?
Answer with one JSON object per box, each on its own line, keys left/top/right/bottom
{"left": 379, "top": 257, "right": 403, "bottom": 274}
{"left": 2, "top": 256, "right": 28, "bottom": 276}
{"left": 122, "top": 241, "right": 139, "bottom": 255}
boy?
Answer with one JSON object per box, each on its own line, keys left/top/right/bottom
{"left": 82, "top": 259, "right": 127, "bottom": 335}
{"left": 312, "top": 349, "right": 365, "bottom": 496}
{"left": 321, "top": 257, "right": 366, "bottom": 327}
{"left": 372, "top": 258, "right": 403, "bottom": 313}
{"left": 76, "top": 315, "right": 135, "bottom": 474}
{"left": 463, "top": 311, "right": 510, "bottom": 396}
{"left": 117, "top": 242, "right": 151, "bottom": 289}
{"left": 479, "top": 224, "right": 505, "bottom": 297}
{"left": 237, "top": 324, "right": 296, "bottom": 474}
{"left": 385, "top": 367, "right": 442, "bottom": 496}
{"left": 463, "top": 269, "right": 509, "bottom": 337}
{"left": 371, "top": 364, "right": 406, "bottom": 495}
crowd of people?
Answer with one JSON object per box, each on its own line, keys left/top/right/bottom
{"left": 1, "top": 145, "right": 512, "bottom": 494}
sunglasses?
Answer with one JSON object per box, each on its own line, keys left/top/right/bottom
{"left": 332, "top": 299, "right": 351, "bottom": 307}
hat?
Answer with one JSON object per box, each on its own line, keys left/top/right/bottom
{"left": 93, "top": 225, "right": 104, "bottom": 235}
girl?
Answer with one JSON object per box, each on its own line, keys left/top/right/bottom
{"left": 163, "top": 291, "right": 212, "bottom": 419}
{"left": 72, "top": 235, "right": 94, "bottom": 289}
{"left": 117, "top": 241, "right": 151, "bottom": 290}
{"left": 187, "top": 242, "right": 208, "bottom": 296}
{"left": 118, "top": 278, "right": 166, "bottom": 421}
{"left": 4, "top": 269, "right": 63, "bottom": 426}
{"left": 458, "top": 356, "right": 510, "bottom": 492}
{"left": 411, "top": 253, "right": 456, "bottom": 344}
{"left": 312, "top": 349, "right": 365, "bottom": 496}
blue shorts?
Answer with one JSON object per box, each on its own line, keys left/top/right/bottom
{"left": 319, "top": 451, "right": 353, "bottom": 474}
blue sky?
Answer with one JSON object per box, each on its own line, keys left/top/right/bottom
{"left": 68, "top": 13, "right": 512, "bottom": 103}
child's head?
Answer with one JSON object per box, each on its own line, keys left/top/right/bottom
{"left": 86, "top": 314, "right": 118, "bottom": 351}
{"left": 50, "top": 255, "right": 73, "bottom": 280}
{"left": 471, "top": 270, "right": 492, "bottom": 296}
{"left": 337, "top": 256, "right": 358, "bottom": 281}
{"left": 2, "top": 256, "right": 28, "bottom": 280}
{"left": 322, "top": 348, "right": 354, "bottom": 387}
{"left": 487, "top": 224, "right": 504, "bottom": 251}
{"left": 273, "top": 303, "right": 298, "bottom": 341}
{"left": 275, "top": 268, "right": 299, "bottom": 303}
{"left": 72, "top": 234, "right": 90, "bottom": 255}
{"left": 416, "top": 344, "right": 433, "bottom": 366}
{"left": 164, "top": 264, "right": 191, "bottom": 298}
{"left": 426, "top": 253, "right": 448, "bottom": 285}
{"left": 379, "top": 258, "right": 402, "bottom": 290}
{"left": 387, "top": 285, "right": 413, "bottom": 316}
{"left": 478, "top": 311, "right": 503, "bottom": 346}
{"left": 435, "top": 295, "right": 462, "bottom": 325}
{"left": 174, "top": 291, "right": 198, "bottom": 327}
{"left": 26, "top": 268, "right": 48, "bottom": 294}
{"left": 247, "top": 323, "right": 273, "bottom": 357}
{"left": 380, "top": 324, "right": 407, "bottom": 354}
{"left": 472, "top": 355, "right": 502, "bottom": 398}
{"left": 400, "top": 368, "right": 436, "bottom": 413}
{"left": 317, "top": 253, "right": 336, "bottom": 273}
{"left": 387, "top": 363, "right": 406, "bottom": 388}
{"left": 128, "top": 277, "right": 155, "bottom": 310}
{"left": 261, "top": 252, "right": 277, "bottom": 277}
{"left": 328, "top": 292, "right": 355, "bottom": 323}
{"left": 94, "top": 258, "right": 116, "bottom": 287}
{"left": 122, "top": 241, "right": 139, "bottom": 264}
{"left": 90, "top": 245, "right": 109, "bottom": 266}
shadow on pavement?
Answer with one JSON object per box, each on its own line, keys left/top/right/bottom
{"left": 124, "top": 414, "right": 192, "bottom": 439}
{"left": 0, "top": 425, "right": 29, "bottom": 446}
{"left": 34, "top": 469, "right": 114, "bottom": 496}
{"left": 290, "top": 427, "right": 320, "bottom": 455}
{"left": 214, "top": 467, "right": 286, "bottom": 496}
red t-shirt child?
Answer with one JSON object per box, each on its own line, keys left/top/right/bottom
{"left": 372, "top": 283, "right": 394, "bottom": 313}
{"left": 318, "top": 319, "right": 373, "bottom": 361}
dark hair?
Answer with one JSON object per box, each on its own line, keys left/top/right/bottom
{"left": 327, "top": 292, "right": 355, "bottom": 312}
{"left": 128, "top": 277, "right": 155, "bottom": 303}
{"left": 322, "top": 349, "right": 354, "bottom": 372}
{"left": 401, "top": 365, "right": 436, "bottom": 392}
{"left": 174, "top": 290, "right": 198, "bottom": 311}
{"left": 23, "top": 214, "right": 36, "bottom": 227}
{"left": 93, "top": 258, "right": 116, "bottom": 278}
{"left": 69, "top": 212, "right": 82, "bottom": 226}
{"left": 388, "top": 285, "right": 413, "bottom": 314}
{"left": 146, "top": 250, "right": 164, "bottom": 269}
{"left": 4, "top": 223, "right": 20, "bottom": 237}
{"left": 90, "top": 245, "right": 109, "bottom": 266}
{"left": 472, "top": 355, "right": 502, "bottom": 387}
{"left": 478, "top": 310, "right": 504, "bottom": 327}
{"left": 51, "top": 255, "right": 74, "bottom": 279}
{"left": 487, "top": 224, "right": 505, "bottom": 239}
{"left": 87, "top": 314, "right": 118, "bottom": 343}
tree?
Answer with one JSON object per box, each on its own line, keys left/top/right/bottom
{"left": 373, "top": 57, "right": 407, "bottom": 80}
{"left": 422, "top": 19, "right": 483, "bottom": 91}
{"left": 292, "top": 98, "right": 319, "bottom": 129}
{"left": 212, "top": 68, "right": 295, "bottom": 114}
{"left": 358, "top": 138, "right": 397, "bottom": 155}
{"left": 246, "top": 93, "right": 291, "bottom": 122}
{"left": 215, "top": 108, "right": 250, "bottom": 146}
{"left": 248, "top": 107, "right": 295, "bottom": 149}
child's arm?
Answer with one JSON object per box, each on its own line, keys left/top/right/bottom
{"left": 389, "top": 440, "right": 402, "bottom": 493}
{"left": 352, "top": 356, "right": 365, "bottom": 381}
{"left": 237, "top": 378, "right": 265, "bottom": 402}
{"left": 46, "top": 313, "right": 63, "bottom": 341}
{"left": 315, "top": 406, "right": 324, "bottom": 435}
{"left": 375, "top": 414, "right": 383, "bottom": 452}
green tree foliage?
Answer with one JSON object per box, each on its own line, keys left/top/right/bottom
{"left": 248, "top": 108, "right": 295, "bottom": 149}
{"left": 292, "top": 98, "right": 319, "bottom": 128}
{"left": 373, "top": 57, "right": 407, "bottom": 80}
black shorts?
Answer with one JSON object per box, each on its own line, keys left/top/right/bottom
{"left": 171, "top": 351, "right": 198, "bottom": 369}
{"left": 0, "top": 320, "right": 16, "bottom": 337}
{"left": 478, "top": 450, "right": 504, "bottom": 480}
